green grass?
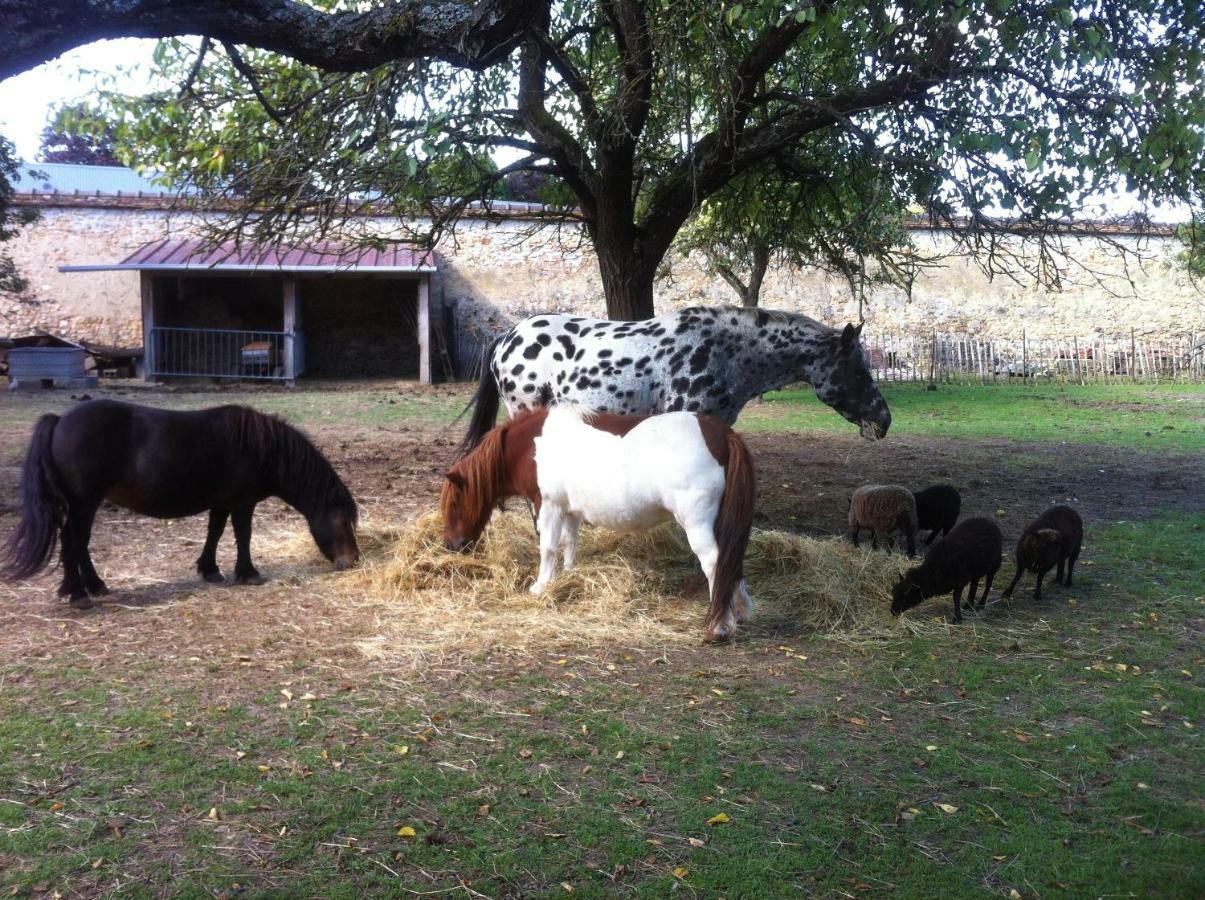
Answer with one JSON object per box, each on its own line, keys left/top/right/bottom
{"left": 2, "top": 515, "right": 1202, "bottom": 897}
{"left": 742, "top": 382, "right": 1205, "bottom": 450}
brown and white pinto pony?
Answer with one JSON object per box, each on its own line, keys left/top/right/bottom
{"left": 441, "top": 406, "right": 757, "bottom": 641}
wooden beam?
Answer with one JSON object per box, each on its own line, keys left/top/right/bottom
{"left": 417, "top": 275, "right": 431, "bottom": 384}
{"left": 282, "top": 276, "right": 298, "bottom": 384}
{"left": 140, "top": 272, "right": 155, "bottom": 380}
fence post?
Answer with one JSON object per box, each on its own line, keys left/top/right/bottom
{"left": 1130, "top": 328, "right": 1138, "bottom": 382}
{"left": 1021, "top": 328, "right": 1027, "bottom": 383}
{"left": 929, "top": 328, "right": 937, "bottom": 385}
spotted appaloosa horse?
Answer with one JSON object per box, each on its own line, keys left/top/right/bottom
{"left": 442, "top": 406, "right": 756, "bottom": 642}
{"left": 460, "top": 305, "right": 891, "bottom": 452}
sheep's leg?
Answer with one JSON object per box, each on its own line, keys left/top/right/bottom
{"left": 1055, "top": 557, "right": 1066, "bottom": 586}
{"left": 950, "top": 586, "right": 964, "bottom": 624}
{"left": 905, "top": 525, "right": 917, "bottom": 558}
{"left": 968, "top": 577, "right": 980, "bottom": 611}
{"left": 871, "top": 531, "right": 879, "bottom": 550}
{"left": 848, "top": 524, "right": 861, "bottom": 547}
{"left": 1033, "top": 566, "right": 1049, "bottom": 602}
{"left": 924, "top": 529, "right": 939, "bottom": 546}
{"left": 979, "top": 567, "right": 998, "bottom": 609}
{"left": 1065, "top": 550, "right": 1079, "bottom": 586}
{"left": 1002, "top": 566, "right": 1024, "bottom": 599}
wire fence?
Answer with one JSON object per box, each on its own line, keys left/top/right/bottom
{"left": 862, "top": 329, "right": 1205, "bottom": 384}
{"left": 150, "top": 327, "right": 303, "bottom": 381}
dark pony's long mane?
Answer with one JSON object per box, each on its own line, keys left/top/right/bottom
{"left": 441, "top": 425, "right": 509, "bottom": 541}
{"left": 220, "top": 406, "right": 357, "bottom": 522}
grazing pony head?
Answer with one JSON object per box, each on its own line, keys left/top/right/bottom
{"left": 233, "top": 406, "right": 360, "bottom": 570}
{"left": 441, "top": 427, "right": 508, "bottom": 552}
{"left": 308, "top": 485, "right": 360, "bottom": 571}
{"left": 890, "top": 569, "right": 925, "bottom": 616}
{"left": 812, "top": 322, "right": 891, "bottom": 441}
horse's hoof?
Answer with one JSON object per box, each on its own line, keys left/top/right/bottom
{"left": 202, "top": 571, "right": 226, "bottom": 584}
{"left": 69, "top": 595, "right": 95, "bottom": 610}
{"left": 529, "top": 583, "right": 546, "bottom": 596}
{"left": 88, "top": 583, "right": 110, "bottom": 597}
{"left": 236, "top": 574, "right": 267, "bottom": 586}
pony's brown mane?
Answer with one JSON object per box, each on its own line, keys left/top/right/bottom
{"left": 220, "top": 406, "right": 357, "bottom": 522}
{"left": 441, "top": 425, "right": 510, "bottom": 539}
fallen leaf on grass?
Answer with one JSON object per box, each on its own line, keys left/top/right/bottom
{"left": 49, "top": 802, "right": 64, "bottom": 812}
{"left": 280, "top": 688, "right": 293, "bottom": 701}
{"left": 925, "top": 745, "right": 938, "bottom": 752}
{"left": 397, "top": 826, "right": 417, "bottom": 838}
{"left": 91, "top": 857, "right": 103, "bottom": 869}
{"left": 395, "top": 745, "right": 409, "bottom": 756}
{"left": 672, "top": 867, "right": 689, "bottom": 879}
{"left": 518, "top": 748, "right": 534, "bottom": 759}
{"left": 847, "top": 717, "right": 868, "bottom": 727}
{"left": 561, "top": 882, "right": 574, "bottom": 893}
{"left": 706, "top": 812, "right": 730, "bottom": 826}
{"left": 477, "top": 804, "right": 491, "bottom": 817}
{"left": 688, "top": 837, "right": 705, "bottom": 848}
{"left": 207, "top": 807, "right": 220, "bottom": 821}
{"left": 934, "top": 803, "right": 959, "bottom": 814}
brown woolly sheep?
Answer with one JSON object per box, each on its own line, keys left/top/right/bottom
{"left": 1002, "top": 504, "right": 1083, "bottom": 601}
{"left": 891, "top": 516, "right": 1003, "bottom": 624}
{"left": 848, "top": 484, "right": 919, "bottom": 556}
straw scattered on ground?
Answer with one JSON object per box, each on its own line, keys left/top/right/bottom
{"left": 338, "top": 509, "right": 934, "bottom": 660}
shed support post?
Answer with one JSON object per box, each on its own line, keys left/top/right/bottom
{"left": 418, "top": 275, "right": 431, "bottom": 384}
{"left": 283, "top": 277, "right": 298, "bottom": 385}
{"left": 140, "top": 273, "right": 155, "bottom": 381}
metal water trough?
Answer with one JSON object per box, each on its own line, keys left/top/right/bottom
{"left": 7, "top": 347, "right": 98, "bottom": 389}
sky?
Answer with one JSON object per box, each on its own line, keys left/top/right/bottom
{"left": 0, "top": 39, "right": 160, "bottom": 161}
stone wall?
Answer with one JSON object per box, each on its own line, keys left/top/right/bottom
{"left": 4, "top": 203, "right": 1202, "bottom": 363}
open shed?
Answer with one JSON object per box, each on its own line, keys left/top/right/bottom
{"left": 61, "top": 239, "right": 437, "bottom": 384}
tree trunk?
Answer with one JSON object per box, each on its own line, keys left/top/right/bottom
{"left": 595, "top": 236, "right": 657, "bottom": 320}
{"left": 743, "top": 244, "right": 771, "bottom": 308}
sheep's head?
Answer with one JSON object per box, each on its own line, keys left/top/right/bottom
{"left": 891, "top": 571, "right": 924, "bottom": 616}
{"left": 1019, "top": 528, "right": 1064, "bottom": 569}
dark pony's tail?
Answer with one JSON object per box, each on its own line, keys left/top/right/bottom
{"left": 2, "top": 414, "right": 66, "bottom": 581}
{"left": 456, "top": 334, "right": 504, "bottom": 457}
{"left": 707, "top": 429, "right": 756, "bottom": 640}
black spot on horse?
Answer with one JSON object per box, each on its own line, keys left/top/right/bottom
{"left": 689, "top": 346, "right": 710, "bottom": 375}
{"left": 537, "top": 333, "right": 552, "bottom": 346}
{"left": 522, "top": 343, "right": 543, "bottom": 360}
{"left": 557, "top": 335, "right": 575, "bottom": 356}
{"left": 531, "top": 319, "right": 549, "bottom": 327}
{"left": 511, "top": 363, "right": 525, "bottom": 376}
{"left": 563, "top": 321, "right": 580, "bottom": 333}
{"left": 689, "top": 374, "right": 715, "bottom": 396}
{"left": 598, "top": 349, "right": 613, "bottom": 358}
{"left": 538, "top": 385, "right": 553, "bottom": 405}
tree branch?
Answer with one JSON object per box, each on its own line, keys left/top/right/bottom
{"left": 0, "top": 0, "right": 547, "bottom": 80}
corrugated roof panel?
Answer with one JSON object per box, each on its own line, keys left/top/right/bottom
{"left": 61, "top": 238, "right": 436, "bottom": 273}
{"left": 13, "top": 162, "right": 195, "bottom": 196}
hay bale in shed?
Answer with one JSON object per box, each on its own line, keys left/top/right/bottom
{"left": 342, "top": 509, "right": 930, "bottom": 659}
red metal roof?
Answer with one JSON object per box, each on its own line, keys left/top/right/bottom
{"left": 61, "top": 238, "right": 436, "bottom": 273}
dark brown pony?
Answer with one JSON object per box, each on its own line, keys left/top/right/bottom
{"left": 442, "top": 407, "right": 757, "bottom": 641}
{"left": 2, "top": 399, "right": 359, "bottom": 608}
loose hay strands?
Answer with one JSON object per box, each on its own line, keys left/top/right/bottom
{"left": 342, "top": 509, "right": 934, "bottom": 661}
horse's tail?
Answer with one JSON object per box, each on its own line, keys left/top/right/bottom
{"left": 1, "top": 414, "right": 66, "bottom": 581}
{"left": 707, "top": 429, "right": 756, "bottom": 640}
{"left": 456, "top": 334, "right": 504, "bottom": 457}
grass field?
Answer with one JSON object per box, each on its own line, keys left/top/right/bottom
{"left": 0, "top": 381, "right": 1202, "bottom": 897}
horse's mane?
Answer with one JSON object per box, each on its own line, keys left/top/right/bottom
{"left": 219, "top": 406, "right": 357, "bottom": 521}
{"left": 441, "top": 424, "right": 509, "bottom": 533}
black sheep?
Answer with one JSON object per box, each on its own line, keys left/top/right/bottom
{"left": 1002, "top": 504, "right": 1083, "bottom": 602}
{"left": 891, "top": 516, "right": 1003, "bottom": 624}
{"left": 913, "top": 484, "right": 961, "bottom": 545}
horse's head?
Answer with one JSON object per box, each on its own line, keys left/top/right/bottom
{"left": 813, "top": 323, "right": 891, "bottom": 441}
{"left": 308, "top": 494, "right": 360, "bottom": 571}
{"left": 442, "top": 430, "right": 507, "bottom": 552}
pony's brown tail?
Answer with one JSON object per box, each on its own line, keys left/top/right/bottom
{"left": 1, "top": 414, "right": 66, "bottom": 581}
{"left": 706, "top": 430, "right": 756, "bottom": 640}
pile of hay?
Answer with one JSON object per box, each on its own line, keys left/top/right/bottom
{"left": 343, "top": 509, "right": 928, "bottom": 659}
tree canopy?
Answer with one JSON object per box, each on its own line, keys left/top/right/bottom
{"left": 62, "top": 0, "right": 1205, "bottom": 319}
{"left": 40, "top": 104, "right": 123, "bottom": 166}
{"left": 0, "top": 136, "right": 39, "bottom": 294}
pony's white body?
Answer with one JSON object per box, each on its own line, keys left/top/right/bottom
{"left": 531, "top": 407, "right": 752, "bottom": 637}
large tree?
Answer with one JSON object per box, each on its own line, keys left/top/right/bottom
{"left": 44, "top": 1, "right": 1205, "bottom": 319}
{"left": 675, "top": 149, "right": 923, "bottom": 309}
